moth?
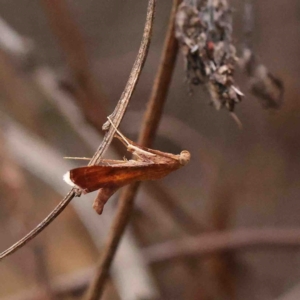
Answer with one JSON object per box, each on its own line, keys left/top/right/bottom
{"left": 64, "top": 120, "right": 191, "bottom": 214}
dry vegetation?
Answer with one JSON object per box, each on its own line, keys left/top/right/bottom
{"left": 0, "top": 1, "right": 299, "bottom": 300}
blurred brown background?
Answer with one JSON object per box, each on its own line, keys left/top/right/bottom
{"left": 0, "top": 1, "right": 300, "bottom": 300}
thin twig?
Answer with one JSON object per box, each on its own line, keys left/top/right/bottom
{"left": 84, "top": 1, "right": 180, "bottom": 299}
{"left": 0, "top": 0, "right": 155, "bottom": 261}
{"left": 143, "top": 228, "right": 300, "bottom": 263}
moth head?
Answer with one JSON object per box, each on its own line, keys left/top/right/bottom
{"left": 179, "top": 150, "right": 191, "bottom": 166}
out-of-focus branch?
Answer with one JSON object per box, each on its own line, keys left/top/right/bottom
{"left": 209, "top": 180, "right": 236, "bottom": 299}
{"left": 143, "top": 228, "right": 300, "bottom": 263}
{"left": 276, "top": 283, "right": 300, "bottom": 300}
{"left": 0, "top": 17, "right": 33, "bottom": 66}
{"left": 83, "top": 1, "right": 180, "bottom": 299}
{"left": 0, "top": 48, "right": 40, "bottom": 131}
{"left": 0, "top": 131, "right": 54, "bottom": 300}
{"left": 40, "top": 0, "right": 108, "bottom": 129}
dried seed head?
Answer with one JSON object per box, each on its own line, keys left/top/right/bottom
{"left": 175, "top": 0, "right": 243, "bottom": 114}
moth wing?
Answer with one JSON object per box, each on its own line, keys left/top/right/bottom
{"left": 67, "top": 162, "right": 161, "bottom": 193}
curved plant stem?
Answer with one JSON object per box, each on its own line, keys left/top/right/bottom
{"left": 83, "top": 1, "right": 181, "bottom": 299}
{"left": 0, "top": 0, "right": 155, "bottom": 262}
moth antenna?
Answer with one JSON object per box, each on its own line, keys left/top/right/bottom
{"left": 64, "top": 157, "right": 92, "bottom": 160}
{"left": 107, "top": 117, "right": 130, "bottom": 146}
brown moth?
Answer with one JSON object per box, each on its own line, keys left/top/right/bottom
{"left": 64, "top": 120, "right": 191, "bottom": 214}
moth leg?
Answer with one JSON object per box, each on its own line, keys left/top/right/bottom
{"left": 64, "top": 156, "right": 91, "bottom": 160}
{"left": 106, "top": 117, "right": 156, "bottom": 163}
{"left": 107, "top": 117, "right": 131, "bottom": 146}
{"left": 93, "top": 186, "right": 119, "bottom": 214}
{"left": 102, "top": 110, "right": 117, "bottom": 131}
{"left": 132, "top": 152, "right": 144, "bottom": 161}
